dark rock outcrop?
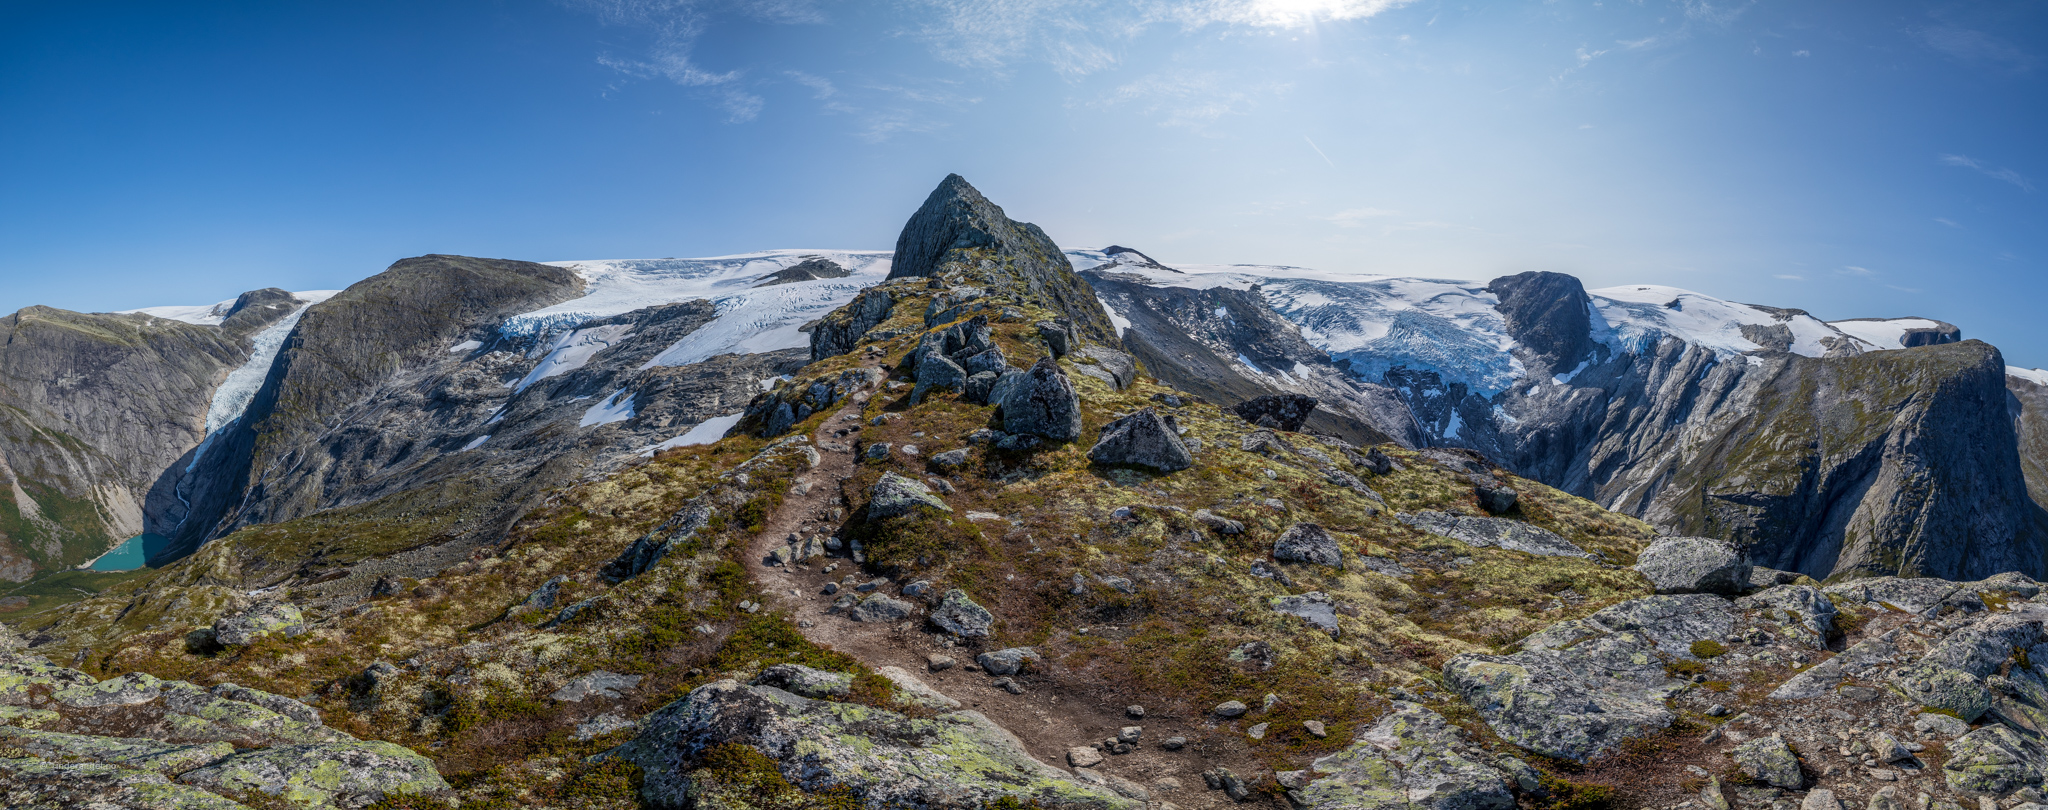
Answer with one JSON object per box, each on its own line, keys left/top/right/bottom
{"left": 1233, "top": 394, "right": 1318, "bottom": 432}
{"left": 1000, "top": 358, "right": 1083, "bottom": 443}
{"left": 1487, "top": 271, "right": 1596, "bottom": 368}
{"left": 809, "top": 286, "right": 894, "bottom": 361}
{"left": 612, "top": 678, "right": 1132, "bottom": 810}
{"left": 753, "top": 257, "right": 851, "bottom": 287}
{"left": 1274, "top": 522, "right": 1343, "bottom": 567}
{"left": 1087, "top": 409, "right": 1193, "bottom": 472}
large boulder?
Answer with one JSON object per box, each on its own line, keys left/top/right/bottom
{"left": 0, "top": 758, "right": 252, "bottom": 810}
{"left": 751, "top": 664, "right": 853, "bottom": 699}
{"left": 866, "top": 473, "right": 951, "bottom": 521}
{"left": 213, "top": 601, "right": 306, "bottom": 646}
{"left": 1731, "top": 735, "right": 1803, "bottom": 789}
{"left": 176, "top": 741, "right": 452, "bottom": 809}
{"left": 928, "top": 589, "right": 995, "bottom": 638}
{"left": 1231, "top": 394, "right": 1317, "bottom": 432}
{"left": 911, "top": 352, "right": 968, "bottom": 404}
{"left": 1274, "top": 523, "right": 1344, "bottom": 568}
{"left": 1272, "top": 592, "right": 1342, "bottom": 636}
{"left": 1071, "top": 346, "right": 1136, "bottom": 391}
{"left": 1444, "top": 594, "right": 1737, "bottom": 762}
{"left": 611, "top": 679, "right": 1133, "bottom": 810}
{"left": 1944, "top": 725, "right": 2048, "bottom": 796}
{"left": 1733, "top": 585, "right": 1837, "bottom": 648}
{"left": 1289, "top": 702, "right": 1514, "bottom": 810}
{"left": 1634, "top": 536, "right": 1751, "bottom": 594}
{"left": 1087, "top": 409, "right": 1192, "bottom": 473}
{"left": 1000, "top": 357, "right": 1083, "bottom": 442}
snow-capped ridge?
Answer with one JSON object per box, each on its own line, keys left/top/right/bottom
{"left": 124, "top": 290, "right": 341, "bottom": 326}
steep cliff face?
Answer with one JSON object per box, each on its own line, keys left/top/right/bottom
{"left": 0, "top": 302, "right": 292, "bottom": 579}
{"left": 1389, "top": 277, "right": 2048, "bottom": 581}
{"left": 1606, "top": 340, "right": 2043, "bottom": 580}
{"left": 172, "top": 255, "right": 589, "bottom": 558}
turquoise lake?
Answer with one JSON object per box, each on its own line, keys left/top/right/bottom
{"left": 90, "top": 533, "right": 166, "bottom": 571}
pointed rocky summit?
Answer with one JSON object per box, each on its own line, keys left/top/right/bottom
{"left": 889, "top": 174, "right": 1120, "bottom": 344}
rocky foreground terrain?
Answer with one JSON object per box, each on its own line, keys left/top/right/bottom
{"left": 6, "top": 177, "right": 2048, "bottom": 810}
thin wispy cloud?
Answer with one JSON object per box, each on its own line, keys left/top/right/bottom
{"left": 1916, "top": 26, "right": 2037, "bottom": 72}
{"left": 785, "top": 71, "right": 836, "bottom": 99}
{"left": 1095, "top": 71, "right": 1289, "bottom": 130}
{"left": 563, "top": 0, "right": 826, "bottom": 122}
{"left": 1935, "top": 217, "right": 1961, "bottom": 228}
{"left": 1774, "top": 274, "right": 1803, "bottom": 280}
{"left": 1939, "top": 154, "right": 2035, "bottom": 192}
{"left": 905, "top": 0, "right": 1413, "bottom": 77}
{"left": 1323, "top": 207, "right": 1398, "bottom": 227}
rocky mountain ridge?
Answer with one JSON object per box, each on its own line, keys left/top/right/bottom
{"left": 5, "top": 174, "right": 2048, "bottom": 809}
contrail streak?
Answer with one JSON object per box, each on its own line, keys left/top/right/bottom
{"left": 1305, "top": 136, "right": 1336, "bottom": 169}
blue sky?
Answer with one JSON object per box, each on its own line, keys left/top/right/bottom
{"left": 2, "top": 1, "right": 2043, "bottom": 364}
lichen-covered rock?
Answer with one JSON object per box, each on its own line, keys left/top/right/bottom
{"left": 866, "top": 473, "right": 951, "bottom": 521}
{"left": 1731, "top": 735, "right": 1802, "bottom": 789}
{"left": 1734, "top": 585, "right": 1837, "bottom": 648}
{"left": 612, "top": 679, "right": 1134, "bottom": 810}
{"left": 1822, "top": 577, "right": 1971, "bottom": 615}
{"left": 1070, "top": 346, "right": 1136, "bottom": 391}
{"left": 875, "top": 666, "right": 961, "bottom": 710}
{"left": 0, "top": 726, "right": 233, "bottom": 776}
{"left": 1445, "top": 594, "right": 1736, "bottom": 762}
{"left": 53, "top": 672, "right": 165, "bottom": 708}
{"left": 1000, "top": 358, "right": 1083, "bottom": 443}
{"left": 1289, "top": 702, "right": 1514, "bottom": 810}
{"left": 550, "top": 670, "right": 642, "bottom": 702}
{"left": 1920, "top": 614, "right": 2048, "bottom": 676}
{"left": 1274, "top": 523, "right": 1343, "bottom": 568}
{"left": 928, "top": 589, "right": 995, "bottom": 638}
{"left": 1272, "top": 592, "right": 1341, "bottom": 637}
{"left": 0, "top": 758, "right": 253, "bottom": 810}
{"left": 210, "top": 683, "right": 320, "bottom": 726}
{"left": 977, "top": 648, "right": 1042, "bottom": 677}
{"left": 212, "top": 602, "right": 306, "bottom": 646}
{"left": 177, "top": 741, "right": 453, "bottom": 810}
{"left": 1231, "top": 394, "right": 1317, "bottom": 432}
{"left": 1889, "top": 664, "right": 1993, "bottom": 722}
{"left": 1397, "top": 512, "right": 1588, "bottom": 558}
{"left": 1943, "top": 724, "right": 2048, "bottom": 795}
{"left": 1087, "top": 408, "right": 1192, "bottom": 473}
{"left": 751, "top": 664, "right": 852, "bottom": 699}
{"left": 848, "top": 593, "right": 918, "bottom": 623}
{"left": 1194, "top": 509, "right": 1244, "bottom": 535}
{"left": 1633, "top": 536, "right": 1750, "bottom": 594}
{"left": 1770, "top": 631, "right": 1902, "bottom": 700}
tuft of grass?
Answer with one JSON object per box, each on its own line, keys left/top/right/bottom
{"left": 1690, "top": 639, "right": 1728, "bottom": 658}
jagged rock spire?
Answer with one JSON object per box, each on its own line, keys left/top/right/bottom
{"left": 889, "top": 174, "right": 1119, "bottom": 344}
